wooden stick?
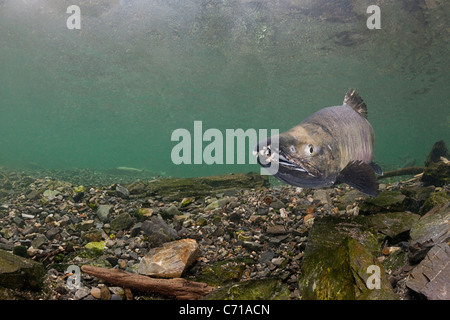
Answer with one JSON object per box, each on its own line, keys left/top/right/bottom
{"left": 378, "top": 166, "right": 426, "bottom": 179}
{"left": 81, "top": 265, "right": 214, "bottom": 300}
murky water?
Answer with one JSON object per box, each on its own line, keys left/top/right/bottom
{"left": 0, "top": 0, "right": 448, "bottom": 179}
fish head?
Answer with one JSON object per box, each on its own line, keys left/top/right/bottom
{"left": 254, "top": 131, "right": 337, "bottom": 188}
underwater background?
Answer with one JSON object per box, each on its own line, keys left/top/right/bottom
{"left": 0, "top": 0, "right": 448, "bottom": 180}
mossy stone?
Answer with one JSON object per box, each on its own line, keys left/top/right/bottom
{"left": 359, "top": 190, "right": 406, "bottom": 214}
{"left": 419, "top": 190, "right": 450, "bottom": 215}
{"left": 204, "top": 279, "right": 290, "bottom": 300}
{"left": 110, "top": 213, "right": 133, "bottom": 231}
{"left": 85, "top": 241, "right": 105, "bottom": 255}
{"left": 196, "top": 258, "right": 254, "bottom": 286}
{"left": 0, "top": 249, "right": 45, "bottom": 290}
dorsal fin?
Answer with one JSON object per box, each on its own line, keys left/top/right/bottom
{"left": 343, "top": 88, "right": 368, "bottom": 119}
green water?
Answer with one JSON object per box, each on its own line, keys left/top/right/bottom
{"left": 0, "top": 0, "right": 448, "bottom": 179}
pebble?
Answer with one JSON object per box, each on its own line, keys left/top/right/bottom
{"left": 0, "top": 165, "right": 435, "bottom": 301}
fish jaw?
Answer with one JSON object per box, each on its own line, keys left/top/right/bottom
{"left": 254, "top": 136, "right": 336, "bottom": 188}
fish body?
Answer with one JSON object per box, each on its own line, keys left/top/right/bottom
{"left": 255, "top": 89, "right": 382, "bottom": 196}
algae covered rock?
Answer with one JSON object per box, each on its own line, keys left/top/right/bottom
{"left": 297, "top": 216, "right": 396, "bottom": 300}
{"left": 110, "top": 213, "right": 133, "bottom": 231}
{"left": 359, "top": 190, "right": 406, "bottom": 215}
{"left": 367, "top": 212, "right": 420, "bottom": 239}
{"left": 204, "top": 279, "right": 290, "bottom": 300}
{"left": 419, "top": 190, "right": 450, "bottom": 215}
{"left": 195, "top": 257, "right": 254, "bottom": 286}
{"left": 0, "top": 249, "right": 45, "bottom": 290}
{"left": 421, "top": 161, "right": 450, "bottom": 187}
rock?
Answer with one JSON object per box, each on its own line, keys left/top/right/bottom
{"left": 97, "top": 205, "right": 113, "bottom": 222}
{"left": 126, "top": 180, "right": 146, "bottom": 194}
{"left": 266, "top": 225, "right": 287, "bottom": 235}
{"left": 196, "top": 257, "right": 254, "bottom": 286}
{"left": 141, "top": 216, "right": 178, "bottom": 247}
{"left": 138, "top": 239, "right": 200, "bottom": 278}
{"left": 85, "top": 241, "right": 105, "bottom": 255}
{"left": 419, "top": 191, "right": 450, "bottom": 215}
{"left": 303, "top": 214, "right": 315, "bottom": 228}
{"left": 90, "top": 287, "right": 101, "bottom": 299}
{"left": 110, "top": 213, "right": 133, "bottom": 231}
{"left": 269, "top": 198, "right": 285, "bottom": 209}
{"left": 0, "top": 249, "right": 45, "bottom": 290}
{"left": 130, "top": 222, "right": 143, "bottom": 237}
{"left": 180, "top": 197, "right": 195, "bottom": 208}
{"left": 45, "top": 227, "right": 60, "bottom": 240}
{"left": 408, "top": 202, "right": 450, "bottom": 262}
{"left": 43, "top": 189, "right": 60, "bottom": 201}
{"left": 297, "top": 216, "right": 396, "bottom": 300}
{"left": 367, "top": 212, "right": 420, "bottom": 239}
{"left": 26, "top": 190, "right": 40, "bottom": 200}
{"left": 258, "top": 250, "right": 275, "bottom": 264}
{"left": 115, "top": 185, "right": 130, "bottom": 198}
{"left": 424, "top": 140, "right": 450, "bottom": 166}
{"left": 400, "top": 186, "right": 434, "bottom": 214}
{"left": 84, "top": 230, "right": 103, "bottom": 242}
{"left": 162, "top": 205, "right": 181, "bottom": 219}
{"left": 100, "top": 286, "right": 111, "bottom": 300}
{"left": 359, "top": 190, "right": 406, "bottom": 215}
{"left": 205, "top": 197, "right": 238, "bottom": 211}
{"left": 31, "top": 234, "right": 47, "bottom": 249}
{"left": 313, "top": 189, "right": 331, "bottom": 205}
{"left": 406, "top": 243, "right": 450, "bottom": 300}
{"left": 204, "top": 279, "right": 290, "bottom": 300}
{"left": 74, "top": 287, "right": 90, "bottom": 300}
{"left": 77, "top": 220, "right": 95, "bottom": 231}
{"left": 421, "top": 161, "right": 450, "bottom": 187}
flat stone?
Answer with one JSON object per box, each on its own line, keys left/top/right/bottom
{"left": 138, "top": 239, "right": 200, "bottom": 278}
{"left": 266, "top": 225, "right": 287, "bottom": 235}
{"left": 406, "top": 243, "right": 450, "bottom": 300}
{"left": 367, "top": 212, "right": 420, "bottom": 239}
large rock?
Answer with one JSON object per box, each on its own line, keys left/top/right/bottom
{"left": 0, "top": 249, "right": 45, "bottom": 290}
{"left": 408, "top": 203, "right": 450, "bottom": 262}
{"left": 367, "top": 212, "right": 420, "bottom": 239}
{"left": 297, "top": 216, "right": 396, "bottom": 300}
{"left": 138, "top": 239, "right": 200, "bottom": 278}
{"left": 421, "top": 161, "right": 450, "bottom": 187}
{"left": 406, "top": 243, "right": 450, "bottom": 300}
{"left": 359, "top": 190, "right": 406, "bottom": 215}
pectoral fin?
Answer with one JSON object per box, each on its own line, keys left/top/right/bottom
{"left": 337, "top": 160, "right": 379, "bottom": 197}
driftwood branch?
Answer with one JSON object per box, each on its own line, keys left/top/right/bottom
{"left": 378, "top": 166, "right": 426, "bottom": 179}
{"left": 81, "top": 265, "right": 214, "bottom": 300}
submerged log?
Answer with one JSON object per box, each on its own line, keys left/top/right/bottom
{"left": 144, "top": 172, "right": 269, "bottom": 201}
{"left": 81, "top": 265, "right": 214, "bottom": 300}
{"left": 378, "top": 167, "right": 426, "bottom": 179}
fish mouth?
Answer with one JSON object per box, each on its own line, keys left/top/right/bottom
{"left": 254, "top": 139, "right": 323, "bottom": 186}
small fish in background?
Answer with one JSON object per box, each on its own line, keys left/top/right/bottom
{"left": 255, "top": 89, "right": 383, "bottom": 197}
